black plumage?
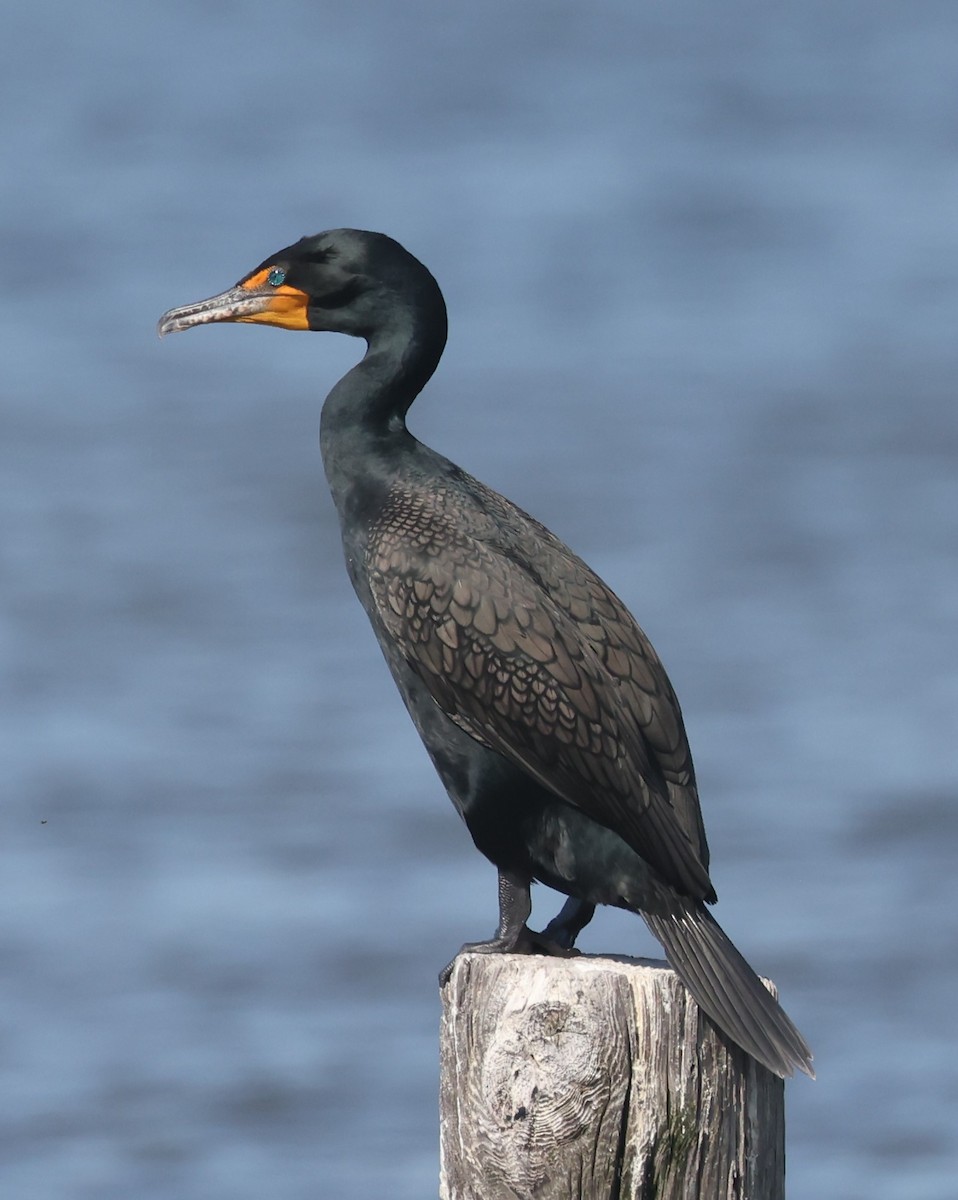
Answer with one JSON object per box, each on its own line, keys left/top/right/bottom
{"left": 158, "top": 228, "right": 813, "bottom": 1079}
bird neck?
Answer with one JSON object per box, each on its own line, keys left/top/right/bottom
{"left": 319, "top": 310, "right": 447, "bottom": 517}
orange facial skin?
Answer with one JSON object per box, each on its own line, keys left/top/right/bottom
{"left": 237, "top": 267, "right": 310, "bottom": 331}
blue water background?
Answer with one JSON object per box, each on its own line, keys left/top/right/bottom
{"left": 2, "top": 3, "right": 956, "bottom": 1197}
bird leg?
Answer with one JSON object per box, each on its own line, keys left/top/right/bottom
{"left": 541, "top": 897, "right": 596, "bottom": 950}
{"left": 439, "top": 869, "right": 580, "bottom": 985}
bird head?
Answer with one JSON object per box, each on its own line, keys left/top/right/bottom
{"left": 158, "top": 228, "right": 442, "bottom": 342}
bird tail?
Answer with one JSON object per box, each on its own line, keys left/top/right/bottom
{"left": 642, "top": 901, "right": 814, "bottom": 1079}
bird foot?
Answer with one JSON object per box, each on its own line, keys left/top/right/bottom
{"left": 439, "top": 924, "right": 580, "bottom": 986}
{"left": 540, "top": 914, "right": 584, "bottom": 950}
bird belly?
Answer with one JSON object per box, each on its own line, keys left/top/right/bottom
{"left": 387, "top": 654, "right": 660, "bottom": 911}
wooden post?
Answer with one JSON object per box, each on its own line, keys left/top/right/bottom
{"left": 439, "top": 953, "right": 785, "bottom": 1200}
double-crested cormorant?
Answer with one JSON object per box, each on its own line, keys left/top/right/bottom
{"left": 159, "top": 229, "right": 813, "bottom": 1079}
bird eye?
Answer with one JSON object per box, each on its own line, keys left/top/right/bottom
{"left": 267, "top": 266, "right": 286, "bottom": 287}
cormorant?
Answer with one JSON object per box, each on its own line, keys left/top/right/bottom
{"left": 158, "top": 229, "right": 813, "bottom": 1079}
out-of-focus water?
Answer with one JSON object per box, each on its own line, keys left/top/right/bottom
{"left": 2, "top": 3, "right": 956, "bottom": 1197}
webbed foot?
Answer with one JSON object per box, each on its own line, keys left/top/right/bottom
{"left": 439, "top": 923, "right": 580, "bottom": 986}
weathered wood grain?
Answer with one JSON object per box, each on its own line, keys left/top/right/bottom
{"left": 440, "top": 953, "right": 785, "bottom": 1200}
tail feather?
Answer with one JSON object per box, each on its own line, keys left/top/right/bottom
{"left": 643, "top": 902, "right": 814, "bottom": 1079}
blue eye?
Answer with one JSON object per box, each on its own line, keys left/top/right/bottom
{"left": 267, "top": 266, "right": 286, "bottom": 287}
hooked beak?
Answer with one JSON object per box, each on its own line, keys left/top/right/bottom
{"left": 158, "top": 271, "right": 309, "bottom": 337}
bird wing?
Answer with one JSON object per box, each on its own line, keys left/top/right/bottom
{"left": 366, "top": 484, "right": 715, "bottom": 902}
{"left": 469, "top": 479, "right": 709, "bottom": 864}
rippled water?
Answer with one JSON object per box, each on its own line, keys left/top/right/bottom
{"left": 2, "top": 4, "right": 956, "bottom": 1197}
